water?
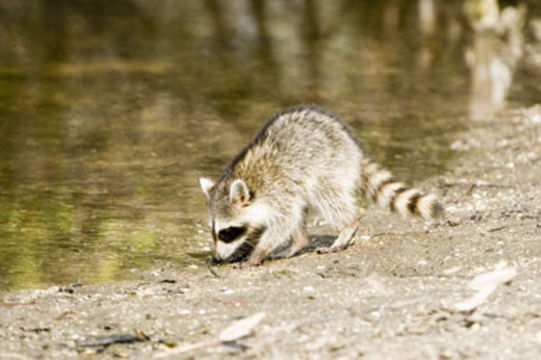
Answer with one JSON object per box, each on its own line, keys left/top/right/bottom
{"left": 1, "top": 1, "right": 540, "bottom": 290}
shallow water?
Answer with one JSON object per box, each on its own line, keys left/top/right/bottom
{"left": 1, "top": 1, "right": 540, "bottom": 290}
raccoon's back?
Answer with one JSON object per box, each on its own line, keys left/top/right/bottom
{"left": 226, "top": 105, "right": 362, "bottom": 191}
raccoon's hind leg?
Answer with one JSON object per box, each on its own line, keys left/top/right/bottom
{"left": 316, "top": 216, "right": 360, "bottom": 254}
{"left": 315, "top": 190, "right": 360, "bottom": 254}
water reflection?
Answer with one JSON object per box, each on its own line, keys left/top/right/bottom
{"left": 0, "top": 0, "right": 540, "bottom": 290}
{"left": 465, "top": 0, "right": 526, "bottom": 119}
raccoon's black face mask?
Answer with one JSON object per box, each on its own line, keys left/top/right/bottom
{"left": 217, "top": 226, "right": 246, "bottom": 243}
{"left": 211, "top": 223, "right": 267, "bottom": 263}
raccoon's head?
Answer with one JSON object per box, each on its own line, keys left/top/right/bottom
{"left": 199, "top": 177, "right": 267, "bottom": 263}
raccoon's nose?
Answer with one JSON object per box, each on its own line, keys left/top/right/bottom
{"left": 211, "top": 254, "right": 222, "bottom": 263}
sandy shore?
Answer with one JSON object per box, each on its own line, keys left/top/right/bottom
{"left": 2, "top": 106, "right": 541, "bottom": 359}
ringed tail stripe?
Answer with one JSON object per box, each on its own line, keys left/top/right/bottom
{"left": 361, "top": 160, "right": 443, "bottom": 220}
{"left": 407, "top": 193, "right": 423, "bottom": 215}
{"left": 394, "top": 189, "right": 422, "bottom": 216}
{"left": 378, "top": 182, "right": 407, "bottom": 209}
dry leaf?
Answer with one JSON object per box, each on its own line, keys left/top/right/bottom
{"left": 455, "top": 262, "right": 516, "bottom": 312}
{"left": 219, "top": 312, "right": 266, "bottom": 342}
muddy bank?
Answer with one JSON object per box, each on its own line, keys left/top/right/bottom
{"left": 1, "top": 106, "right": 541, "bottom": 359}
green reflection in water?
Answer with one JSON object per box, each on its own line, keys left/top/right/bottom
{"left": 0, "top": 0, "right": 539, "bottom": 290}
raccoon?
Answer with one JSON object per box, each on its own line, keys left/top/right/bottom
{"left": 199, "top": 105, "right": 443, "bottom": 265}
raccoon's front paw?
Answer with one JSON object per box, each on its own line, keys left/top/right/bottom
{"left": 246, "top": 257, "right": 264, "bottom": 267}
{"left": 316, "top": 247, "right": 331, "bottom": 254}
{"left": 246, "top": 248, "right": 269, "bottom": 266}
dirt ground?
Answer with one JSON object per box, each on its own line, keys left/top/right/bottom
{"left": 2, "top": 106, "right": 541, "bottom": 360}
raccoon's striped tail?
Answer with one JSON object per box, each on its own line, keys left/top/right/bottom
{"left": 361, "top": 160, "right": 443, "bottom": 220}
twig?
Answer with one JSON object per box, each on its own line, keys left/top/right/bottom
{"left": 487, "top": 225, "right": 508, "bottom": 233}
{"left": 205, "top": 258, "right": 221, "bottom": 278}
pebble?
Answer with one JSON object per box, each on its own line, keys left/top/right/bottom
{"left": 442, "top": 266, "right": 462, "bottom": 275}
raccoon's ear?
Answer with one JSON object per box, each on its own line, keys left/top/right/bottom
{"left": 199, "top": 177, "right": 215, "bottom": 198}
{"left": 229, "top": 179, "right": 251, "bottom": 205}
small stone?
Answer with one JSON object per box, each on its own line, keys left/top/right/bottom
{"left": 442, "top": 266, "right": 461, "bottom": 275}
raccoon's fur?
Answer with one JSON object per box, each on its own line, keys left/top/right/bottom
{"left": 200, "top": 105, "right": 443, "bottom": 265}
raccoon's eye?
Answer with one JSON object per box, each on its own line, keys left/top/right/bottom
{"left": 217, "top": 226, "right": 246, "bottom": 243}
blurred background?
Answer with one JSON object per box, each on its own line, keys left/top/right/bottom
{"left": 1, "top": 0, "right": 541, "bottom": 290}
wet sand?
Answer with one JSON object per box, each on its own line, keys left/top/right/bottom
{"left": 1, "top": 106, "right": 541, "bottom": 359}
